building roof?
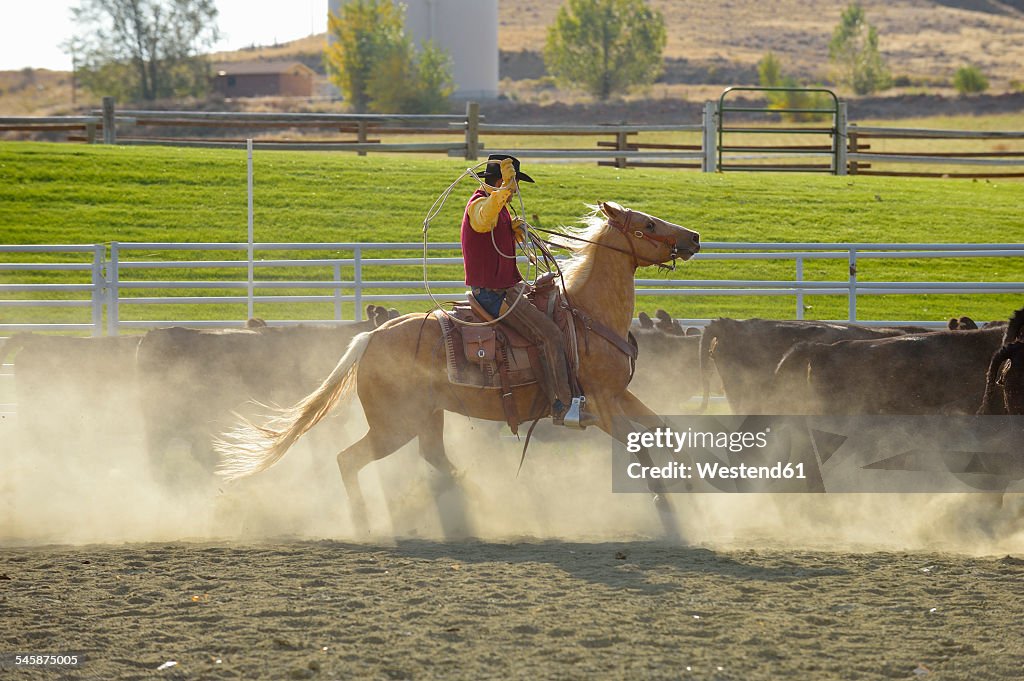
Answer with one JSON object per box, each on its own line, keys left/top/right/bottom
{"left": 213, "top": 61, "right": 315, "bottom": 77}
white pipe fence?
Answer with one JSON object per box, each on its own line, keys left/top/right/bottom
{"left": 3, "top": 241, "right": 1023, "bottom": 336}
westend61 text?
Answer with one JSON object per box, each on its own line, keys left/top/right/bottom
{"left": 624, "top": 426, "right": 770, "bottom": 454}
{"left": 627, "top": 461, "right": 807, "bottom": 481}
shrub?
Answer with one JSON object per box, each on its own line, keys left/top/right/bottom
{"left": 953, "top": 65, "right": 989, "bottom": 95}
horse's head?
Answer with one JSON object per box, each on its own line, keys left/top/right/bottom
{"left": 599, "top": 201, "right": 700, "bottom": 267}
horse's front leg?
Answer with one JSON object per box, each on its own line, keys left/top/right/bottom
{"left": 597, "top": 391, "right": 683, "bottom": 542}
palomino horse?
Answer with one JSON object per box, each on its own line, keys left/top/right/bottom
{"left": 216, "top": 201, "right": 700, "bottom": 536}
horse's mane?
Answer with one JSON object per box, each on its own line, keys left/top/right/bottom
{"left": 548, "top": 205, "right": 609, "bottom": 289}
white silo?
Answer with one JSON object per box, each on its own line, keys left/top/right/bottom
{"left": 327, "top": 0, "right": 499, "bottom": 100}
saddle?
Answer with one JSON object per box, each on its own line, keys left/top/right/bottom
{"left": 436, "top": 274, "right": 577, "bottom": 433}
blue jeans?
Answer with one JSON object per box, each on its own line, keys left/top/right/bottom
{"left": 472, "top": 287, "right": 506, "bottom": 318}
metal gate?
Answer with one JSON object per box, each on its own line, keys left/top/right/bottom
{"left": 717, "top": 86, "right": 846, "bottom": 174}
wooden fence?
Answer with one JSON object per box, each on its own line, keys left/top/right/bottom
{"left": 2, "top": 96, "right": 1023, "bottom": 178}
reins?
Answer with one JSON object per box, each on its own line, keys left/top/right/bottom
{"left": 527, "top": 216, "right": 679, "bottom": 272}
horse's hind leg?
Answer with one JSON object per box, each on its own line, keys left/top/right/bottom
{"left": 418, "top": 410, "right": 475, "bottom": 538}
{"left": 419, "top": 410, "right": 458, "bottom": 481}
{"left": 336, "top": 427, "right": 415, "bottom": 534}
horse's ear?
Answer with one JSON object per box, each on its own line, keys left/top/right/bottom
{"left": 600, "top": 201, "right": 625, "bottom": 220}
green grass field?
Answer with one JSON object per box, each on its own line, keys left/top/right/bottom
{"left": 1, "top": 141, "right": 1023, "bottom": 328}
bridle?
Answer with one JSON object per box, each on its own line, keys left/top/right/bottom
{"left": 531, "top": 208, "right": 691, "bottom": 271}
{"left": 611, "top": 208, "right": 688, "bottom": 270}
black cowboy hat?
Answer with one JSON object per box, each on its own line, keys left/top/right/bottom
{"left": 480, "top": 153, "right": 535, "bottom": 183}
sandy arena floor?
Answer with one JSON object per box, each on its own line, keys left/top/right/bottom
{"left": 2, "top": 411, "right": 1023, "bottom": 679}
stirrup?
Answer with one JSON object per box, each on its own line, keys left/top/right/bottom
{"left": 562, "top": 396, "right": 587, "bottom": 430}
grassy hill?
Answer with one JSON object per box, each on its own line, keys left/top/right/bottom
{"left": 1, "top": 142, "right": 1022, "bottom": 326}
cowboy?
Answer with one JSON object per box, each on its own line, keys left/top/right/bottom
{"left": 461, "top": 153, "right": 593, "bottom": 427}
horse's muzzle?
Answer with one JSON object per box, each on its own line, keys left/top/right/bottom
{"left": 672, "top": 233, "right": 700, "bottom": 260}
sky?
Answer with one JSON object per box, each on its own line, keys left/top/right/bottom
{"left": 0, "top": 0, "right": 329, "bottom": 71}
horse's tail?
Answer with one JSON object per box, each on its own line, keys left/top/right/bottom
{"left": 215, "top": 331, "right": 374, "bottom": 481}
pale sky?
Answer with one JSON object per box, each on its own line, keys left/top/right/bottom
{"left": 0, "top": 0, "right": 329, "bottom": 71}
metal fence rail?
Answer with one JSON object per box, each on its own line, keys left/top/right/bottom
{"left": 0, "top": 245, "right": 106, "bottom": 335}
{"left": 5, "top": 241, "right": 1023, "bottom": 335}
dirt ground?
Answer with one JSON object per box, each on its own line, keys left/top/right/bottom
{"left": 2, "top": 408, "right": 1023, "bottom": 680}
{"left": 2, "top": 540, "right": 1023, "bottom": 680}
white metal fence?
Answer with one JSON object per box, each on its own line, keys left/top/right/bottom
{"left": 3, "top": 241, "right": 1024, "bottom": 336}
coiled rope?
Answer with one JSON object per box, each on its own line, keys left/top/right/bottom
{"left": 421, "top": 163, "right": 559, "bottom": 327}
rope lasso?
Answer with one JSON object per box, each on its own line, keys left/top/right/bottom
{"left": 421, "top": 163, "right": 557, "bottom": 327}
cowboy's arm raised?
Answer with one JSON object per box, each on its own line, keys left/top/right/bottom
{"left": 467, "top": 158, "right": 517, "bottom": 233}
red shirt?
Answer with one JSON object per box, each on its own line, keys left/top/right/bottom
{"left": 461, "top": 188, "right": 523, "bottom": 289}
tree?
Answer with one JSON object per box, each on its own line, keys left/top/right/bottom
{"left": 757, "top": 52, "right": 831, "bottom": 122}
{"left": 325, "top": 0, "right": 453, "bottom": 114}
{"left": 828, "top": 3, "right": 891, "bottom": 95}
{"left": 544, "top": 0, "right": 666, "bottom": 101}
{"left": 66, "top": 0, "right": 219, "bottom": 102}
{"left": 758, "top": 52, "right": 784, "bottom": 89}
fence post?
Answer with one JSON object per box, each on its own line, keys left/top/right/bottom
{"left": 702, "top": 101, "right": 717, "bottom": 172}
{"left": 334, "top": 262, "right": 343, "bottom": 320}
{"left": 795, "top": 256, "right": 804, "bottom": 320}
{"left": 614, "top": 125, "right": 628, "bottom": 169}
{"left": 465, "top": 101, "right": 480, "bottom": 161}
{"left": 102, "top": 96, "right": 116, "bottom": 144}
{"left": 835, "top": 100, "right": 848, "bottom": 176}
{"left": 848, "top": 249, "right": 858, "bottom": 322}
{"left": 357, "top": 120, "right": 368, "bottom": 157}
{"left": 107, "top": 242, "right": 120, "bottom": 335}
{"left": 353, "top": 246, "right": 363, "bottom": 321}
{"left": 247, "top": 139, "right": 254, "bottom": 321}
{"left": 91, "top": 245, "right": 105, "bottom": 336}
{"left": 85, "top": 121, "right": 97, "bottom": 144}
{"left": 848, "top": 123, "right": 859, "bottom": 175}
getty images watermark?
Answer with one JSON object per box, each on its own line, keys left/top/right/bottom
{"left": 611, "top": 416, "right": 1024, "bottom": 494}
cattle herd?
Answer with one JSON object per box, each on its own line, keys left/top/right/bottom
{"left": 2, "top": 304, "right": 1022, "bottom": 483}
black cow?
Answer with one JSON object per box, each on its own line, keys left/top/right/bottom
{"left": 777, "top": 327, "right": 1004, "bottom": 415}
{"left": 135, "top": 319, "right": 381, "bottom": 482}
{"left": 631, "top": 320, "right": 705, "bottom": 411}
{"left": 697, "top": 318, "right": 934, "bottom": 415}
{"left": 1, "top": 334, "right": 143, "bottom": 457}
{"left": 978, "top": 307, "right": 1024, "bottom": 416}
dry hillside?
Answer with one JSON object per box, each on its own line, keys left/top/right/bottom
{"left": 501, "top": 0, "right": 1024, "bottom": 87}
{"left": 3, "top": 0, "right": 1024, "bottom": 116}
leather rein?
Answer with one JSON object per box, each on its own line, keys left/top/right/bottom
{"left": 519, "top": 209, "right": 685, "bottom": 363}
{"left": 529, "top": 209, "right": 683, "bottom": 271}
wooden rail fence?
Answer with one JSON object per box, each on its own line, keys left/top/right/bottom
{"left": 2, "top": 95, "right": 1023, "bottom": 178}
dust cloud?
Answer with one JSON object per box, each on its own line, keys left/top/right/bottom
{"left": 1, "top": 367, "right": 1022, "bottom": 556}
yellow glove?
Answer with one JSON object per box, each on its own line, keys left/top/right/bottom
{"left": 500, "top": 158, "right": 516, "bottom": 187}
{"left": 511, "top": 216, "right": 527, "bottom": 243}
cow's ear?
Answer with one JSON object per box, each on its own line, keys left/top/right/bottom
{"left": 600, "top": 201, "right": 625, "bottom": 221}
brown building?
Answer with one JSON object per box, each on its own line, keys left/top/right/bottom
{"left": 212, "top": 61, "right": 315, "bottom": 98}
